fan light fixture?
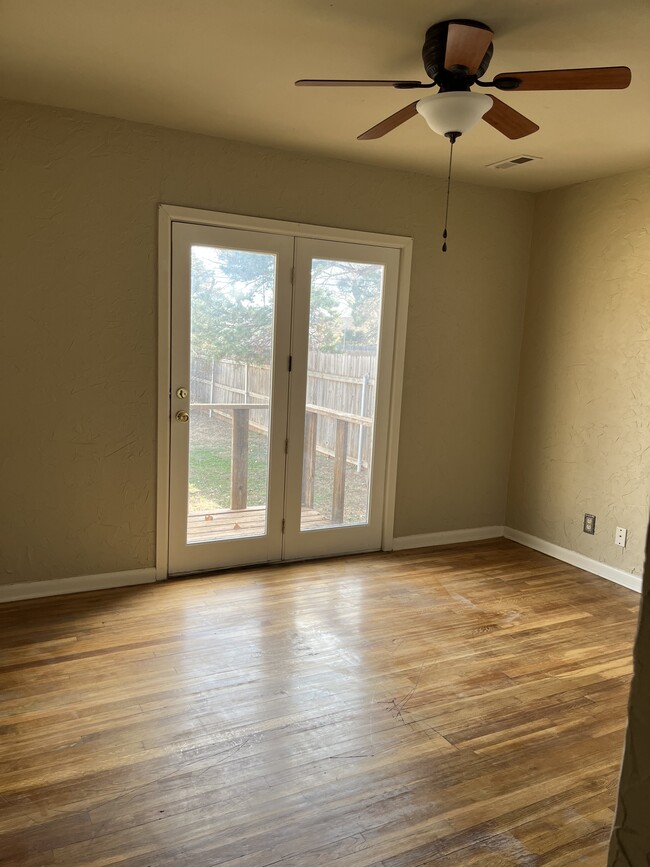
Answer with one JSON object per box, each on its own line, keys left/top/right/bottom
{"left": 415, "top": 92, "right": 493, "bottom": 252}
{"left": 416, "top": 92, "right": 493, "bottom": 139}
{"left": 297, "top": 17, "right": 632, "bottom": 254}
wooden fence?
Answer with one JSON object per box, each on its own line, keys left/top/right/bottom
{"left": 189, "top": 352, "right": 377, "bottom": 518}
{"left": 190, "top": 352, "right": 376, "bottom": 466}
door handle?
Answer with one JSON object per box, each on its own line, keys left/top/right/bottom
{"left": 176, "top": 411, "right": 189, "bottom": 423}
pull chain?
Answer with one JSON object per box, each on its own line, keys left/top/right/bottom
{"left": 442, "top": 132, "right": 458, "bottom": 253}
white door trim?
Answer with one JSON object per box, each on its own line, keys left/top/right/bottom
{"left": 156, "top": 207, "right": 173, "bottom": 580}
{"left": 156, "top": 205, "right": 413, "bottom": 579}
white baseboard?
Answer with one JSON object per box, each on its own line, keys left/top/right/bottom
{"left": 1, "top": 530, "right": 640, "bottom": 602}
{"left": 392, "top": 526, "right": 505, "bottom": 551}
{"left": 0, "top": 568, "right": 157, "bottom": 603}
{"left": 504, "top": 527, "right": 642, "bottom": 594}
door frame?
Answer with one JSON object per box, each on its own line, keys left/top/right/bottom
{"left": 156, "top": 204, "right": 413, "bottom": 580}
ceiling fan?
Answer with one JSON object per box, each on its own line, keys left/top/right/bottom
{"left": 296, "top": 19, "right": 632, "bottom": 141}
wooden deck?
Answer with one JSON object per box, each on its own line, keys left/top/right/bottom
{"left": 187, "top": 506, "right": 330, "bottom": 541}
{"left": 0, "top": 540, "right": 639, "bottom": 865}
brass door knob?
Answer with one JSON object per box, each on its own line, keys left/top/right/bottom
{"left": 175, "top": 410, "right": 189, "bottom": 423}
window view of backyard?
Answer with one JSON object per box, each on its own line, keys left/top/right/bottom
{"left": 187, "top": 245, "right": 384, "bottom": 544}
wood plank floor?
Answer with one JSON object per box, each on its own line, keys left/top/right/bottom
{"left": 0, "top": 540, "right": 639, "bottom": 866}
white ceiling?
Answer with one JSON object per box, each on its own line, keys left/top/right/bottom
{"left": 1, "top": 0, "right": 649, "bottom": 191}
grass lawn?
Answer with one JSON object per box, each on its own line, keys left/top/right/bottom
{"left": 188, "top": 413, "right": 370, "bottom": 524}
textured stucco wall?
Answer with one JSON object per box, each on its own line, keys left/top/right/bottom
{"left": 0, "top": 98, "right": 534, "bottom": 583}
{"left": 507, "top": 168, "right": 650, "bottom": 577}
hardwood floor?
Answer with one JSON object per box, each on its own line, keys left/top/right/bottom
{"left": 0, "top": 540, "right": 639, "bottom": 866}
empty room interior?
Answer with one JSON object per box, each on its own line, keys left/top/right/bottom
{"left": 1, "top": 1, "right": 649, "bottom": 865}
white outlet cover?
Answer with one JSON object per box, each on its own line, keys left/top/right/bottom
{"left": 615, "top": 527, "right": 627, "bottom": 547}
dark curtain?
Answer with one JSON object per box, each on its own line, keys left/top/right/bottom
{"left": 608, "top": 523, "right": 650, "bottom": 865}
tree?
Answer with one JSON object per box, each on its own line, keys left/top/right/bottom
{"left": 310, "top": 259, "right": 382, "bottom": 350}
{"left": 190, "top": 248, "right": 383, "bottom": 363}
{"left": 190, "top": 249, "right": 275, "bottom": 363}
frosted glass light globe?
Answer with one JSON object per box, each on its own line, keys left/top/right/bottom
{"left": 416, "top": 92, "right": 493, "bottom": 137}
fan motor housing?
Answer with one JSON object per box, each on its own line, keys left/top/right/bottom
{"left": 423, "top": 19, "right": 493, "bottom": 91}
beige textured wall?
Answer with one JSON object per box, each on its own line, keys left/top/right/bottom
{"left": 0, "top": 98, "right": 534, "bottom": 583}
{"left": 507, "top": 168, "right": 650, "bottom": 576}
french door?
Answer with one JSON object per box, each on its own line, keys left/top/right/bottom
{"left": 167, "top": 220, "right": 401, "bottom": 575}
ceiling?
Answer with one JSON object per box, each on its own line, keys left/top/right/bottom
{"left": 1, "top": 0, "right": 649, "bottom": 192}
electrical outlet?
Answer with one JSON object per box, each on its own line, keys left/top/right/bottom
{"left": 583, "top": 513, "right": 596, "bottom": 535}
{"left": 615, "top": 527, "right": 627, "bottom": 548}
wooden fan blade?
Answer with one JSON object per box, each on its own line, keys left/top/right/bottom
{"left": 444, "top": 22, "right": 493, "bottom": 74}
{"left": 358, "top": 101, "right": 419, "bottom": 140}
{"left": 494, "top": 67, "right": 631, "bottom": 91}
{"left": 483, "top": 97, "right": 539, "bottom": 139}
{"left": 296, "top": 79, "right": 424, "bottom": 87}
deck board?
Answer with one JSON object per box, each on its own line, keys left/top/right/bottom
{"left": 187, "top": 507, "right": 331, "bottom": 540}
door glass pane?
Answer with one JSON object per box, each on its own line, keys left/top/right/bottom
{"left": 300, "top": 258, "right": 384, "bottom": 531}
{"left": 187, "top": 245, "right": 276, "bottom": 544}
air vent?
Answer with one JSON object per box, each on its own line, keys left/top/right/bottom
{"left": 486, "top": 154, "right": 542, "bottom": 170}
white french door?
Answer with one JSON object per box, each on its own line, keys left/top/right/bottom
{"left": 167, "top": 219, "right": 402, "bottom": 575}
{"left": 282, "top": 238, "right": 400, "bottom": 561}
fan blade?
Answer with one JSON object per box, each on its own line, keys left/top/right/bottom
{"left": 494, "top": 67, "right": 631, "bottom": 91}
{"left": 357, "top": 101, "right": 420, "bottom": 140}
{"left": 296, "top": 79, "right": 424, "bottom": 88}
{"left": 483, "top": 97, "right": 539, "bottom": 139}
{"left": 444, "top": 22, "right": 493, "bottom": 74}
